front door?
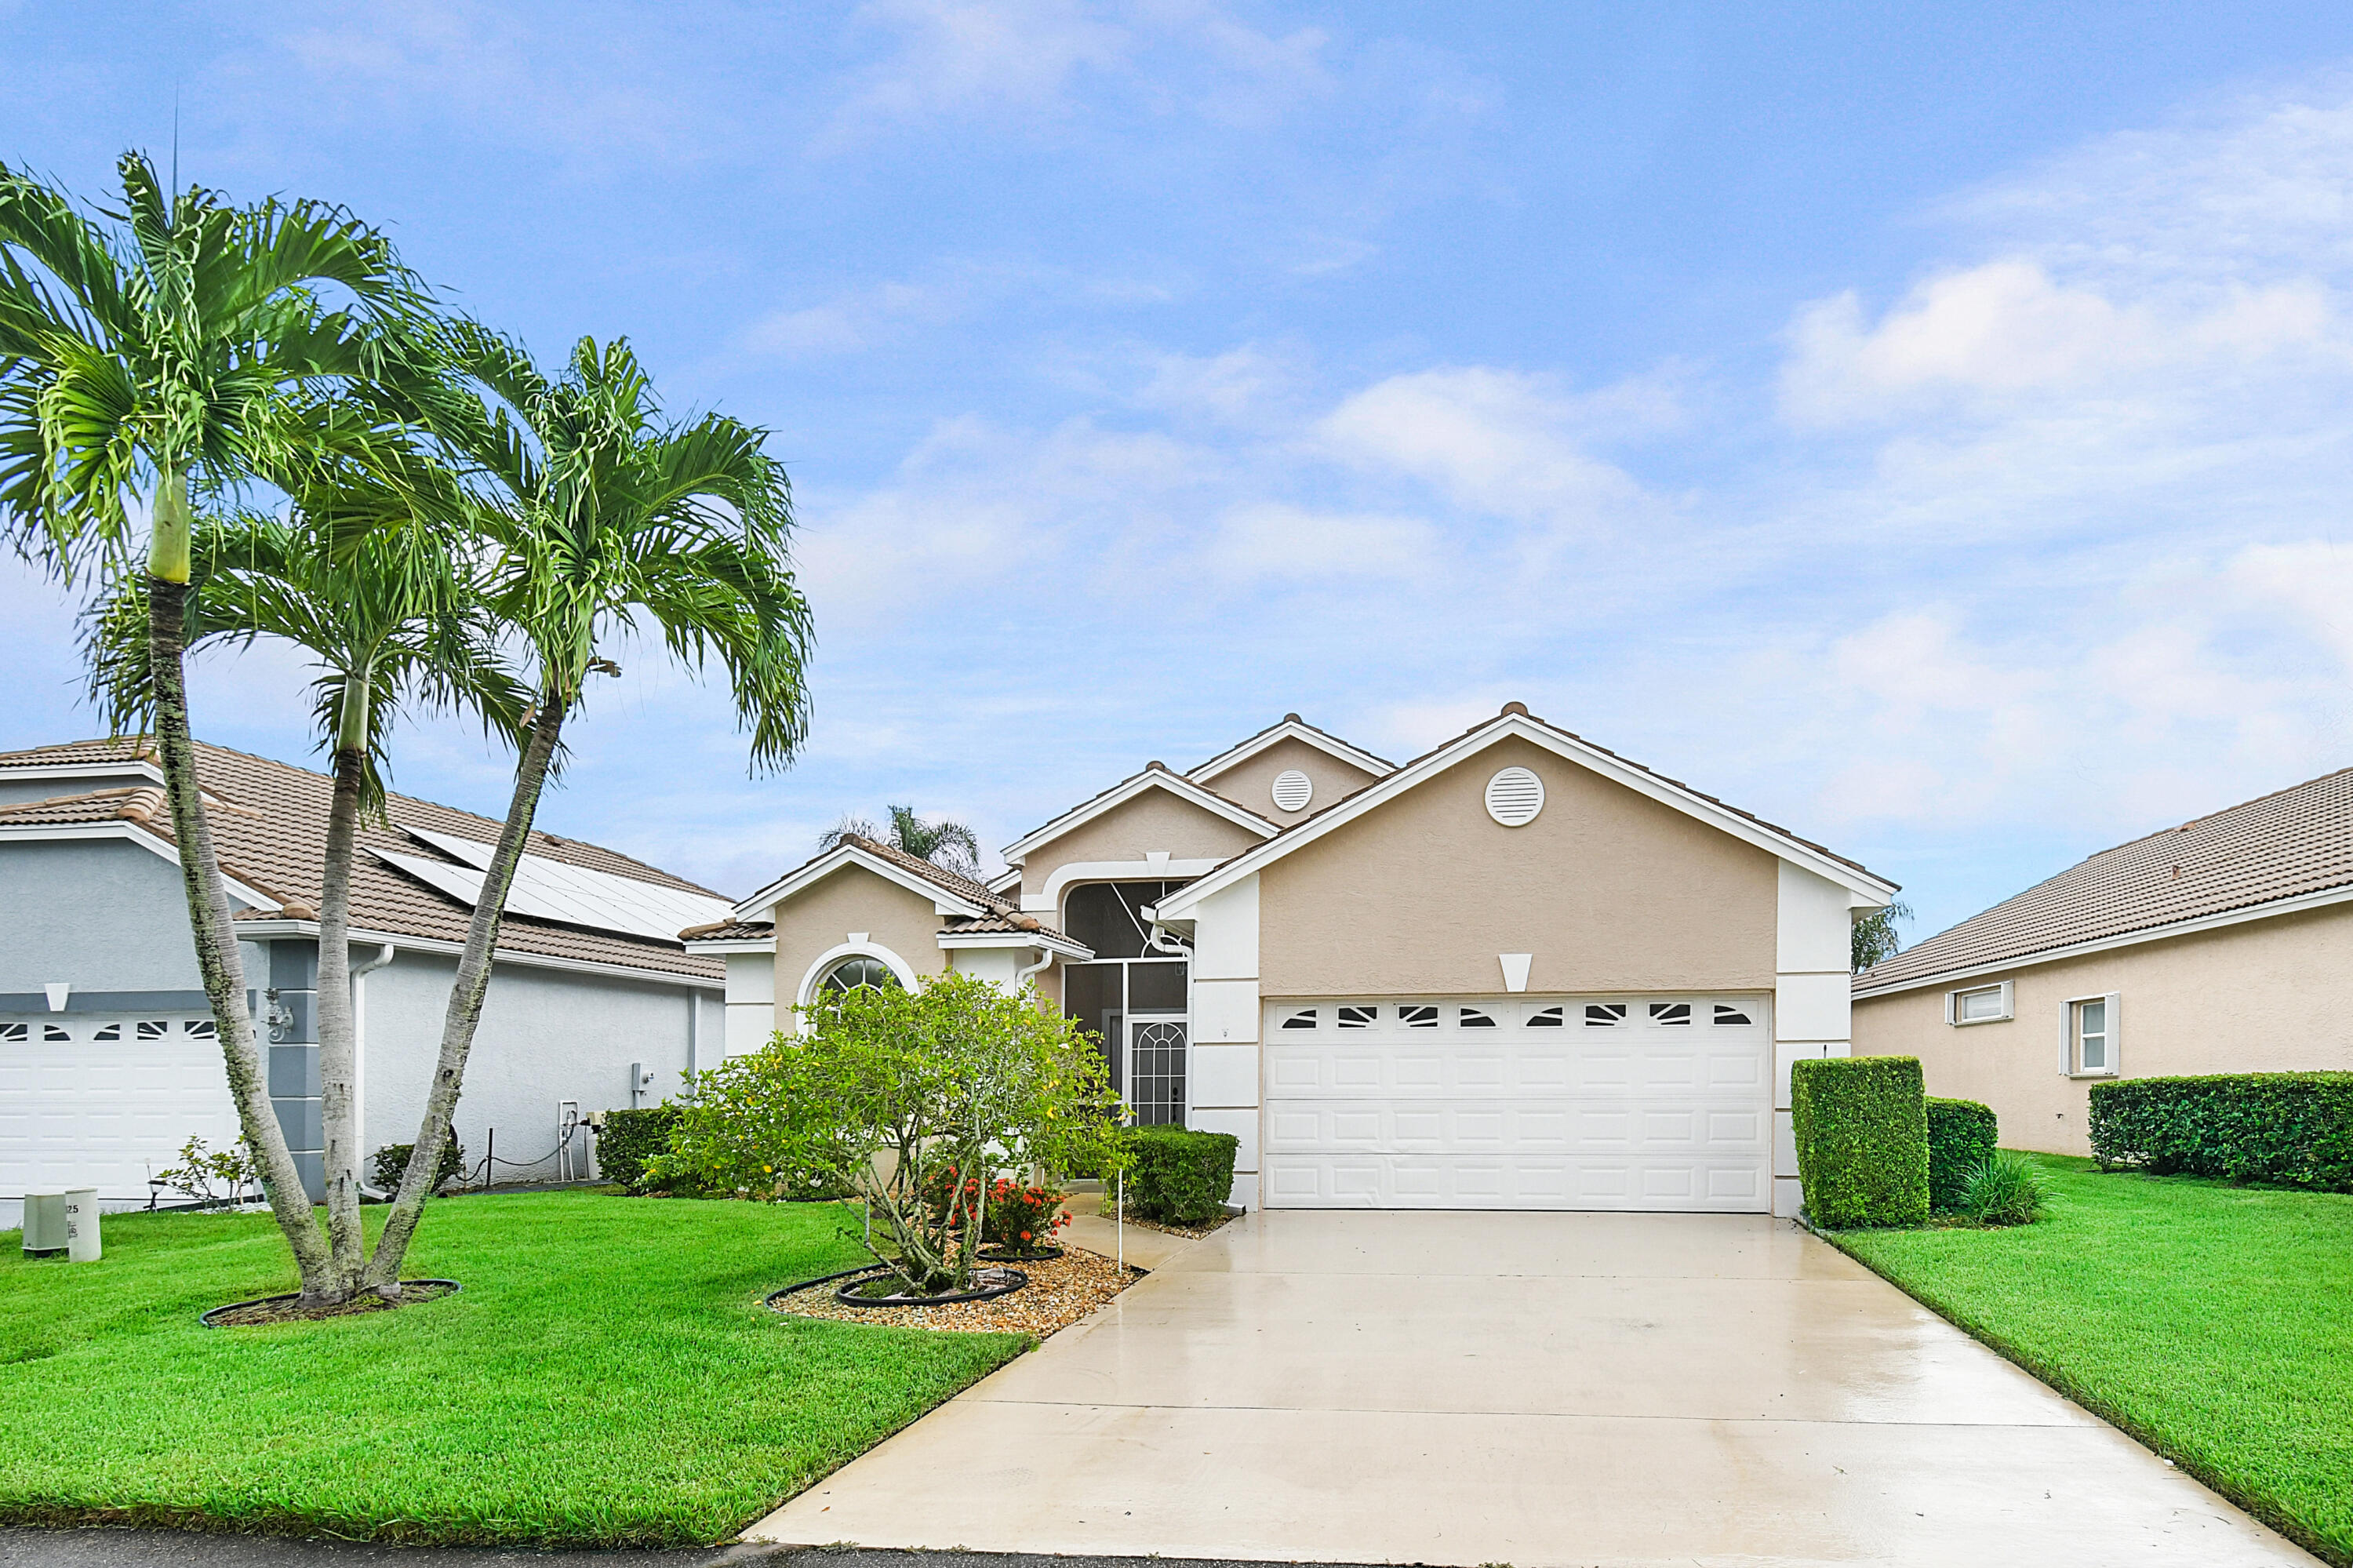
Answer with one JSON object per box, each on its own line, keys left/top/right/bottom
{"left": 1126, "top": 1016, "right": 1188, "bottom": 1126}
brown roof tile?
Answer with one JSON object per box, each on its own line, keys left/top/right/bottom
{"left": 1858, "top": 766, "right": 2353, "bottom": 991}
{"left": 680, "top": 919, "right": 775, "bottom": 943}
{"left": 0, "top": 738, "right": 721, "bottom": 982}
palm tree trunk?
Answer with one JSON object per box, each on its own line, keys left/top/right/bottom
{"left": 362, "top": 696, "right": 566, "bottom": 1297}
{"left": 147, "top": 473, "right": 336, "bottom": 1297}
{"left": 314, "top": 686, "right": 371, "bottom": 1293}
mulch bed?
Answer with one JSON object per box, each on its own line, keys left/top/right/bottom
{"left": 768, "top": 1246, "right": 1140, "bottom": 1337}
{"left": 202, "top": 1279, "right": 459, "bottom": 1327}
{"left": 1102, "top": 1210, "right": 1234, "bottom": 1240}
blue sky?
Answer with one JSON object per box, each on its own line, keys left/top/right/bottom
{"left": 9, "top": 3, "right": 2353, "bottom": 946}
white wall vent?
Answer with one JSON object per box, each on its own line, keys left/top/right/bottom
{"left": 1485, "top": 766, "right": 1544, "bottom": 827}
{"left": 1271, "top": 769, "right": 1314, "bottom": 813}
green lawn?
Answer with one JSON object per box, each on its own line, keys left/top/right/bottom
{"left": 1831, "top": 1155, "right": 2353, "bottom": 1566}
{"left": 0, "top": 1191, "right": 1027, "bottom": 1546}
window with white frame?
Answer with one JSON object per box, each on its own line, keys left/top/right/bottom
{"left": 1947, "top": 980, "right": 2013, "bottom": 1026}
{"left": 2065, "top": 994, "right": 2118, "bottom": 1075}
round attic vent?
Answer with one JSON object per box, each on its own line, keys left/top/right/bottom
{"left": 1485, "top": 766, "right": 1544, "bottom": 827}
{"left": 1271, "top": 769, "right": 1314, "bottom": 813}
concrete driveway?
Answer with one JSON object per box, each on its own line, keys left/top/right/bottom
{"left": 748, "top": 1210, "right": 2318, "bottom": 1566}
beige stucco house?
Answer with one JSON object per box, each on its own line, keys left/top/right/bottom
{"left": 689, "top": 708, "right": 1897, "bottom": 1217}
{"left": 1852, "top": 766, "right": 2353, "bottom": 1155}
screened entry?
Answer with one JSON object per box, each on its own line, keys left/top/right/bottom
{"left": 1059, "top": 880, "right": 1189, "bottom": 1126}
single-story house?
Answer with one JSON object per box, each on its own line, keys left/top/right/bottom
{"left": 1852, "top": 765, "right": 2353, "bottom": 1155}
{"left": 0, "top": 738, "right": 727, "bottom": 1227}
{"left": 692, "top": 708, "right": 1897, "bottom": 1217}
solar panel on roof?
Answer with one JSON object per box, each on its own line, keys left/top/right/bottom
{"left": 373, "top": 845, "right": 729, "bottom": 944}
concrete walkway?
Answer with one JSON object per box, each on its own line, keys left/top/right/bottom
{"left": 749, "top": 1210, "right": 2319, "bottom": 1567}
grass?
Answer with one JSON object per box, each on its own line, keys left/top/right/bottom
{"left": 1829, "top": 1153, "right": 2353, "bottom": 1566}
{"left": 0, "top": 1191, "right": 1027, "bottom": 1547}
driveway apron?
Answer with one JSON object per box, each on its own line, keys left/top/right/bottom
{"left": 747, "top": 1210, "right": 2318, "bottom": 1566}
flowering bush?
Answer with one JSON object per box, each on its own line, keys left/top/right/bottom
{"left": 922, "top": 1166, "right": 1071, "bottom": 1255}
{"left": 647, "top": 970, "right": 1122, "bottom": 1295}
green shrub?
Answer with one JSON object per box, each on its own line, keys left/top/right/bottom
{"left": 1958, "top": 1151, "right": 2048, "bottom": 1225}
{"left": 594, "top": 1105, "right": 681, "bottom": 1189}
{"left": 1926, "top": 1097, "right": 1998, "bottom": 1213}
{"left": 1119, "top": 1126, "right": 1238, "bottom": 1224}
{"left": 1790, "top": 1056, "right": 1929, "bottom": 1228}
{"left": 2089, "top": 1072, "right": 2353, "bottom": 1191}
{"left": 369, "top": 1139, "right": 466, "bottom": 1195}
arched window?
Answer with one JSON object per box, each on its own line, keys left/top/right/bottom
{"left": 818, "top": 955, "right": 902, "bottom": 995}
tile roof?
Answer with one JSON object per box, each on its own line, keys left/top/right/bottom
{"left": 1185, "top": 712, "right": 1397, "bottom": 780}
{"left": 838, "top": 834, "right": 1013, "bottom": 911}
{"left": 939, "top": 912, "right": 1053, "bottom": 935}
{"left": 1857, "top": 766, "right": 2353, "bottom": 991}
{"left": 1230, "top": 703, "right": 1884, "bottom": 880}
{"left": 0, "top": 738, "right": 722, "bottom": 982}
{"left": 1002, "top": 760, "right": 1281, "bottom": 859}
{"left": 679, "top": 919, "right": 775, "bottom": 943}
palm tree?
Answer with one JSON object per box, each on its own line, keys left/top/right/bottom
{"left": 359, "top": 327, "right": 813, "bottom": 1296}
{"left": 82, "top": 504, "right": 527, "bottom": 1297}
{"left": 820, "top": 805, "right": 984, "bottom": 881}
{"left": 0, "top": 153, "right": 440, "bottom": 1300}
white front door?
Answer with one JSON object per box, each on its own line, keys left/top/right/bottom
{"left": 1260, "top": 995, "right": 1772, "bottom": 1211}
{"left": 0, "top": 1013, "right": 238, "bottom": 1206}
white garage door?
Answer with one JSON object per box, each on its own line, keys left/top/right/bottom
{"left": 1261, "top": 995, "right": 1771, "bottom": 1212}
{"left": 0, "top": 1013, "right": 239, "bottom": 1206}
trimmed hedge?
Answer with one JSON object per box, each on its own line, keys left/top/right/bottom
{"left": 2089, "top": 1072, "right": 2353, "bottom": 1191}
{"left": 1120, "top": 1125, "right": 1239, "bottom": 1224}
{"left": 1790, "top": 1056, "right": 1929, "bottom": 1228}
{"left": 594, "top": 1106, "right": 682, "bottom": 1189}
{"left": 369, "top": 1139, "right": 466, "bottom": 1195}
{"left": 1926, "top": 1096, "right": 1998, "bottom": 1213}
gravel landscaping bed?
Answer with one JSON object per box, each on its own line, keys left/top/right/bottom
{"left": 768, "top": 1246, "right": 1141, "bottom": 1337}
{"left": 1094, "top": 1208, "right": 1233, "bottom": 1240}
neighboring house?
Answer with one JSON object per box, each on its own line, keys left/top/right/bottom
{"left": 693, "top": 708, "right": 1896, "bottom": 1217}
{"left": 0, "top": 739, "right": 727, "bottom": 1227}
{"left": 1852, "top": 766, "right": 2353, "bottom": 1156}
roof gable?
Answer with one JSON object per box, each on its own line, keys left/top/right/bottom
{"left": 1187, "top": 714, "right": 1394, "bottom": 784}
{"left": 734, "top": 835, "right": 1005, "bottom": 922}
{"left": 1002, "top": 763, "right": 1279, "bottom": 864}
{"left": 1157, "top": 704, "right": 1893, "bottom": 919}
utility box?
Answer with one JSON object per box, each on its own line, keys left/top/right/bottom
{"left": 21, "top": 1193, "right": 66, "bottom": 1257}
{"left": 63, "top": 1188, "right": 100, "bottom": 1263}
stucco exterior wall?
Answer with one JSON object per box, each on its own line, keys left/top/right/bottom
{"left": 0, "top": 839, "right": 207, "bottom": 995}
{"left": 1851, "top": 900, "right": 2353, "bottom": 1155}
{"left": 769, "top": 864, "right": 947, "bottom": 1009}
{"left": 359, "top": 950, "right": 708, "bottom": 1179}
{"left": 1197, "top": 737, "right": 1384, "bottom": 825}
{"left": 1256, "top": 737, "right": 1780, "bottom": 998}
{"left": 1017, "top": 786, "right": 1267, "bottom": 900}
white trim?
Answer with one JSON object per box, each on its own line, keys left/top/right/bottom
{"left": 731, "top": 842, "right": 991, "bottom": 923}
{"left": 1020, "top": 857, "right": 1224, "bottom": 915}
{"left": 1001, "top": 770, "right": 1279, "bottom": 864}
{"left": 1944, "top": 979, "right": 2013, "bottom": 1026}
{"left": 1158, "top": 712, "right": 1897, "bottom": 918}
{"left": 795, "top": 941, "right": 920, "bottom": 1010}
{"left": 1855, "top": 881, "right": 2353, "bottom": 1000}
{"left": 936, "top": 929, "right": 1093, "bottom": 959}
{"left": 1187, "top": 720, "right": 1394, "bottom": 784}
{"left": 229, "top": 919, "right": 723, "bottom": 991}
{"left": 986, "top": 865, "right": 1024, "bottom": 894}
{"left": 682, "top": 937, "right": 776, "bottom": 955}
{"left": 0, "top": 759, "right": 165, "bottom": 786}
{"left": 0, "top": 820, "right": 282, "bottom": 910}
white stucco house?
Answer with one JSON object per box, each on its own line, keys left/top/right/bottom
{"left": 691, "top": 706, "right": 1898, "bottom": 1217}
{"left": 0, "top": 738, "right": 727, "bottom": 1227}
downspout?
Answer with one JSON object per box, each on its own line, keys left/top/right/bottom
{"left": 1015, "top": 945, "right": 1057, "bottom": 987}
{"left": 351, "top": 943, "right": 396, "bottom": 1191}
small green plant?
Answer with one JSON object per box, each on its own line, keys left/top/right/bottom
{"left": 1958, "top": 1151, "right": 2048, "bottom": 1226}
{"left": 1119, "top": 1126, "right": 1240, "bottom": 1225}
{"left": 155, "top": 1135, "right": 264, "bottom": 1208}
{"left": 370, "top": 1140, "right": 467, "bottom": 1195}
{"left": 591, "top": 1106, "right": 681, "bottom": 1189}
{"left": 1926, "top": 1097, "right": 1998, "bottom": 1213}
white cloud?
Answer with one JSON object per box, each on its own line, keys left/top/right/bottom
{"left": 744, "top": 279, "right": 957, "bottom": 358}
{"left": 1209, "top": 502, "right": 1431, "bottom": 580}
{"left": 1318, "top": 366, "right": 1667, "bottom": 529}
